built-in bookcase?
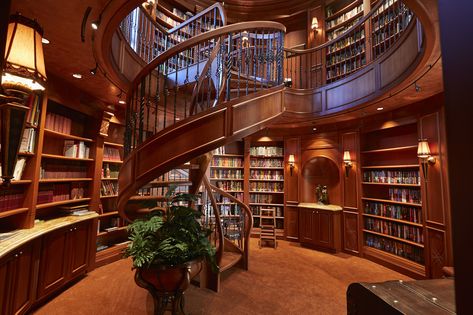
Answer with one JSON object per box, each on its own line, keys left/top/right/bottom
{"left": 360, "top": 122, "right": 425, "bottom": 275}
{"left": 249, "top": 143, "right": 285, "bottom": 237}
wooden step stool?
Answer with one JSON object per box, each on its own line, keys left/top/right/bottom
{"left": 259, "top": 208, "right": 277, "bottom": 248}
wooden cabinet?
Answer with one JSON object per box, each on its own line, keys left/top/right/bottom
{"left": 0, "top": 241, "right": 39, "bottom": 315}
{"left": 285, "top": 206, "right": 299, "bottom": 240}
{"left": 37, "top": 220, "right": 93, "bottom": 301}
{"left": 298, "top": 206, "right": 341, "bottom": 252}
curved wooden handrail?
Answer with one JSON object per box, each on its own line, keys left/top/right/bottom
{"left": 202, "top": 176, "right": 225, "bottom": 265}
{"left": 168, "top": 3, "right": 227, "bottom": 35}
{"left": 127, "top": 21, "right": 286, "bottom": 97}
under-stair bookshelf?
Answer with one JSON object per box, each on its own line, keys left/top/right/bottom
{"left": 360, "top": 122, "right": 425, "bottom": 276}
{"left": 209, "top": 143, "right": 244, "bottom": 218}
{"left": 95, "top": 120, "right": 128, "bottom": 267}
{"left": 248, "top": 142, "right": 285, "bottom": 237}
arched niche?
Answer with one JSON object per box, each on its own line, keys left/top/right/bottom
{"left": 301, "top": 156, "right": 340, "bottom": 205}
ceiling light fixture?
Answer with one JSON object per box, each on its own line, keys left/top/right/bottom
{"left": 118, "top": 100, "right": 126, "bottom": 105}
{"left": 91, "top": 20, "right": 100, "bottom": 30}
{"left": 41, "top": 37, "right": 50, "bottom": 44}
{"left": 72, "top": 73, "right": 82, "bottom": 79}
{"left": 313, "top": 127, "right": 317, "bottom": 131}
{"left": 377, "top": 107, "right": 384, "bottom": 111}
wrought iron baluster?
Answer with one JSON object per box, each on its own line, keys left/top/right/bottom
{"left": 225, "top": 33, "right": 233, "bottom": 102}
{"left": 174, "top": 54, "right": 178, "bottom": 123}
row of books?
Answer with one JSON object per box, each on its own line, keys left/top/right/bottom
{"left": 327, "top": 17, "right": 362, "bottom": 41}
{"left": 102, "top": 164, "right": 119, "bottom": 179}
{"left": 250, "top": 146, "right": 283, "bottom": 157}
{"left": 19, "top": 128, "right": 36, "bottom": 153}
{"left": 213, "top": 147, "right": 226, "bottom": 155}
{"left": 37, "top": 183, "right": 87, "bottom": 204}
{"left": 210, "top": 169, "right": 243, "bottom": 179}
{"left": 327, "top": 56, "right": 367, "bottom": 80}
{"left": 326, "top": 4, "right": 363, "bottom": 28}
{"left": 250, "top": 182, "right": 283, "bottom": 192}
{"left": 249, "top": 170, "right": 283, "bottom": 180}
{"left": 64, "top": 140, "right": 90, "bottom": 159}
{"left": 215, "top": 181, "right": 242, "bottom": 191}
{"left": 365, "top": 218, "right": 423, "bottom": 243}
{"left": 26, "top": 94, "right": 42, "bottom": 126}
{"left": 137, "top": 185, "right": 189, "bottom": 197}
{"left": 365, "top": 234, "right": 424, "bottom": 264}
{"left": 249, "top": 194, "right": 278, "bottom": 204}
{"left": 363, "top": 170, "right": 420, "bottom": 184}
{"left": 40, "top": 163, "right": 88, "bottom": 179}
{"left": 45, "top": 112, "right": 72, "bottom": 134}
{"left": 327, "top": 46, "right": 365, "bottom": 67}
{"left": 388, "top": 188, "right": 421, "bottom": 204}
{"left": 164, "top": 169, "right": 189, "bottom": 181}
{"left": 101, "top": 181, "right": 118, "bottom": 197}
{"left": 373, "top": 0, "right": 399, "bottom": 18}
{"left": 0, "top": 158, "right": 27, "bottom": 181}
{"left": 0, "top": 191, "right": 24, "bottom": 212}
{"left": 327, "top": 30, "right": 365, "bottom": 54}
{"left": 250, "top": 159, "right": 283, "bottom": 168}
{"left": 364, "top": 201, "right": 421, "bottom": 223}
{"left": 211, "top": 157, "right": 243, "bottom": 167}
{"left": 251, "top": 206, "right": 283, "bottom": 217}
{"left": 103, "top": 147, "right": 121, "bottom": 161}
{"left": 61, "top": 204, "right": 94, "bottom": 216}
{"left": 217, "top": 204, "right": 241, "bottom": 217}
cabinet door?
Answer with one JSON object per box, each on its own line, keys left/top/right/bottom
{"left": 285, "top": 207, "right": 299, "bottom": 240}
{"left": 10, "top": 242, "right": 37, "bottom": 315}
{"left": 68, "top": 221, "right": 91, "bottom": 279}
{"left": 316, "top": 211, "right": 333, "bottom": 249}
{"left": 37, "top": 227, "right": 69, "bottom": 299}
{"left": 299, "top": 209, "right": 316, "bottom": 244}
{"left": 0, "top": 255, "right": 12, "bottom": 315}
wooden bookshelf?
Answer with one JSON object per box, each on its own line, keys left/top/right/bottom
{"left": 36, "top": 198, "right": 92, "bottom": 209}
{"left": 360, "top": 122, "right": 426, "bottom": 275}
{"left": 248, "top": 142, "right": 285, "bottom": 236}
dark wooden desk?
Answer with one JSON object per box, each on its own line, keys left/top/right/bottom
{"left": 347, "top": 279, "right": 456, "bottom": 314}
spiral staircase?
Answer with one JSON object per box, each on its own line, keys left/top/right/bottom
{"left": 107, "top": 0, "right": 428, "bottom": 292}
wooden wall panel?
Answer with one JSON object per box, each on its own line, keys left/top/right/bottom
{"left": 284, "top": 137, "right": 300, "bottom": 203}
{"left": 285, "top": 206, "right": 299, "bottom": 241}
{"left": 284, "top": 90, "right": 322, "bottom": 113}
{"left": 326, "top": 69, "right": 376, "bottom": 110}
{"left": 341, "top": 132, "right": 358, "bottom": 209}
{"left": 420, "top": 112, "right": 445, "bottom": 225}
{"left": 426, "top": 228, "right": 447, "bottom": 279}
{"left": 343, "top": 212, "right": 359, "bottom": 254}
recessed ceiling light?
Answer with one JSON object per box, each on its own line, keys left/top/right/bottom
{"left": 72, "top": 73, "right": 82, "bottom": 79}
{"left": 377, "top": 107, "right": 384, "bottom": 111}
{"left": 312, "top": 127, "right": 317, "bottom": 131}
{"left": 176, "top": 117, "right": 181, "bottom": 121}
{"left": 118, "top": 100, "right": 126, "bottom": 105}
{"left": 91, "top": 21, "right": 99, "bottom": 30}
{"left": 42, "top": 38, "right": 50, "bottom": 44}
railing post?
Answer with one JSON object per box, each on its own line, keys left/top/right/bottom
{"left": 225, "top": 33, "right": 233, "bottom": 101}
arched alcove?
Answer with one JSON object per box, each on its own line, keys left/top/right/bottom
{"left": 301, "top": 156, "right": 340, "bottom": 205}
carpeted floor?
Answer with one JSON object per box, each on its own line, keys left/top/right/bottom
{"left": 33, "top": 239, "right": 411, "bottom": 315}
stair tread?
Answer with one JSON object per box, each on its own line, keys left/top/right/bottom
{"left": 219, "top": 251, "right": 243, "bottom": 272}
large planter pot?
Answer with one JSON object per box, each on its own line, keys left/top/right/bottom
{"left": 135, "top": 258, "right": 203, "bottom": 315}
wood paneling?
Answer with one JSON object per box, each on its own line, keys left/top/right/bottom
{"left": 284, "top": 137, "right": 300, "bottom": 203}
{"left": 326, "top": 69, "right": 376, "bottom": 110}
{"left": 284, "top": 90, "right": 323, "bottom": 114}
{"left": 343, "top": 212, "right": 359, "bottom": 253}
{"left": 285, "top": 206, "right": 299, "bottom": 241}
{"left": 426, "top": 228, "right": 447, "bottom": 279}
{"left": 299, "top": 208, "right": 315, "bottom": 243}
{"left": 317, "top": 211, "right": 332, "bottom": 248}
{"left": 342, "top": 132, "right": 358, "bottom": 209}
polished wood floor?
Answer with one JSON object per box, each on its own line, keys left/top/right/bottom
{"left": 34, "top": 239, "right": 411, "bottom": 314}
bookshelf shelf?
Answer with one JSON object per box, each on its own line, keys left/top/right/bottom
{"left": 36, "top": 198, "right": 92, "bottom": 209}
{"left": 362, "top": 164, "right": 419, "bottom": 169}
{"left": 100, "top": 195, "right": 118, "bottom": 199}
{"left": 39, "top": 178, "right": 93, "bottom": 183}
{"left": 41, "top": 154, "right": 94, "bottom": 162}
{"left": 249, "top": 191, "right": 284, "bottom": 194}
{"left": 129, "top": 196, "right": 168, "bottom": 201}
{"left": 249, "top": 203, "right": 284, "bottom": 207}
{"left": 0, "top": 208, "right": 29, "bottom": 219}
{"left": 44, "top": 128, "right": 94, "bottom": 143}
{"left": 210, "top": 178, "right": 244, "bottom": 181}
{"left": 212, "top": 154, "right": 243, "bottom": 158}
{"left": 101, "top": 178, "right": 118, "bottom": 181}
{"left": 210, "top": 166, "right": 244, "bottom": 169}
{"left": 104, "top": 141, "right": 124, "bottom": 148}
{"left": 10, "top": 180, "right": 33, "bottom": 185}
{"left": 361, "top": 197, "right": 421, "bottom": 207}
{"left": 363, "top": 246, "right": 425, "bottom": 276}
{"left": 362, "top": 213, "right": 423, "bottom": 227}
{"left": 362, "top": 182, "right": 420, "bottom": 187}
{"left": 363, "top": 229, "right": 424, "bottom": 248}
{"left": 361, "top": 145, "right": 417, "bottom": 154}
{"left": 249, "top": 179, "right": 284, "bottom": 182}
{"left": 102, "top": 160, "right": 123, "bottom": 164}
{"left": 249, "top": 167, "right": 284, "bottom": 170}
{"left": 99, "top": 211, "right": 119, "bottom": 218}
{"left": 18, "top": 152, "right": 35, "bottom": 157}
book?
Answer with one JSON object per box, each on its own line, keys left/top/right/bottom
{"left": 19, "top": 128, "right": 36, "bottom": 153}
{"left": 63, "top": 140, "right": 75, "bottom": 157}
{"left": 13, "top": 158, "right": 27, "bottom": 181}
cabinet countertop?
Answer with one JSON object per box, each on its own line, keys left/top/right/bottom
{"left": 296, "top": 203, "right": 343, "bottom": 211}
{"left": 0, "top": 213, "right": 98, "bottom": 259}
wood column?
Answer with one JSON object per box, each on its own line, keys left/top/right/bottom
{"left": 438, "top": 0, "right": 473, "bottom": 312}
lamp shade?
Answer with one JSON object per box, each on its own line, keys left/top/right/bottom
{"left": 288, "top": 154, "right": 295, "bottom": 164}
{"left": 417, "top": 139, "right": 431, "bottom": 159}
{"left": 343, "top": 150, "right": 351, "bottom": 163}
{"left": 3, "top": 14, "right": 47, "bottom": 91}
{"left": 311, "top": 17, "right": 319, "bottom": 30}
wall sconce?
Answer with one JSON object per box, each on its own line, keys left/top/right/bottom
{"left": 343, "top": 150, "right": 352, "bottom": 177}
{"left": 311, "top": 17, "right": 319, "bottom": 33}
{"left": 288, "top": 154, "right": 295, "bottom": 176}
{"left": 0, "top": 14, "right": 47, "bottom": 186}
{"left": 417, "top": 139, "right": 436, "bottom": 180}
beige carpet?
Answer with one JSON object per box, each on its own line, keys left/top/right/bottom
{"left": 33, "top": 239, "right": 411, "bottom": 314}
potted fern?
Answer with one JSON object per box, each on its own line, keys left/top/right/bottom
{"left": 124, "top": 188, "right": 217, "bottom": 312}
